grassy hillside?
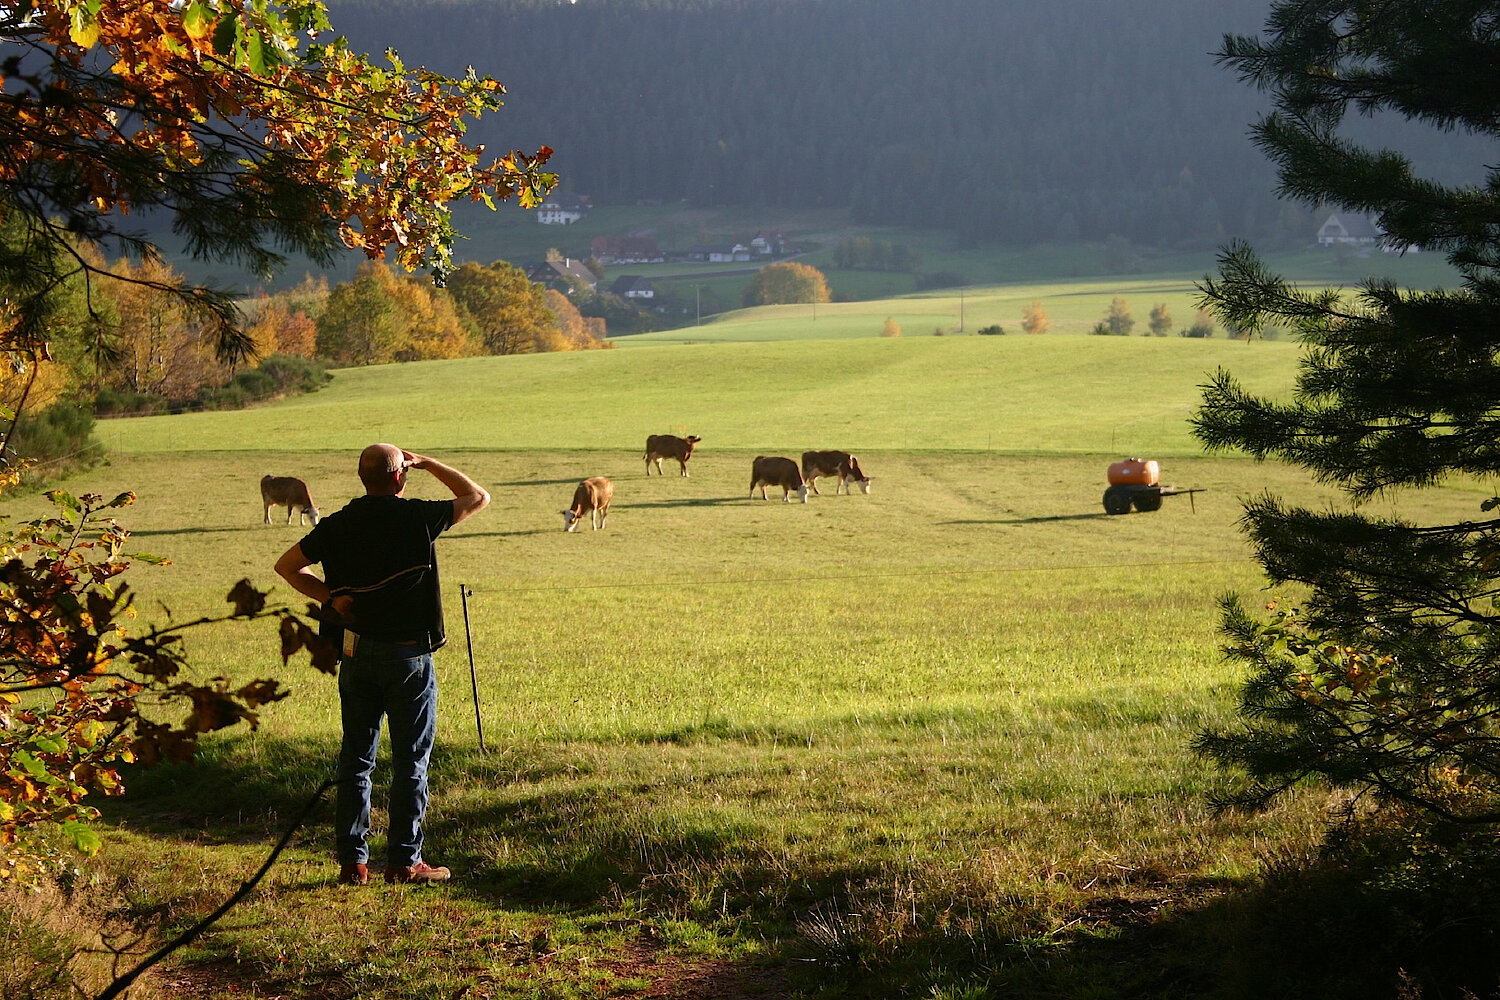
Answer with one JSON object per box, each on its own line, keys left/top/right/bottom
{"left": 630, "top": 278, "right": 1220, "bottom": 342}
{"left": 96, "top": 334, "right": 1300, "bottom": 459}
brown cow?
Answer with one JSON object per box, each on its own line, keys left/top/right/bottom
{"left": 749, "top": 456, "right": 808, "bottom": 503}
{"left": 801, "top": 450, "right": 872, "bottom": 496}
{"left": 261, "top": 474, "right": 321, "bottom": 526}
{"left": 561, "top": 476, "right": 614, "bottom": 531}
{"left": 644, "top": 434, "right": 701, "bottom": 476}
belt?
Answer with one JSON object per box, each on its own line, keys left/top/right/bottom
{"left": 343, "top": 631, "right": 431, "bottom": 659}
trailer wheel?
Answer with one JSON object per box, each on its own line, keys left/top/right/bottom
{"left": 1103, "top": 486, "right": 1132, "bottom": 515}
{"left": 1132, "top": 491, "right": 1163, "bottom": 512}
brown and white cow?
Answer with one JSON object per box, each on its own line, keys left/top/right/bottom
{"left": 749, "top": 456, "right": 809, "bottom": 503}
{"left": 801, "top": 450, "right": 873, "bottom": 496}
{"left": 561, "top": 476, "right": 614, "bottom": 531}
{"left": 261, "top": 474, "right": 321, "bottom": 526}
{"left": 644, "top": 433, "right": 702, "bottom": 476}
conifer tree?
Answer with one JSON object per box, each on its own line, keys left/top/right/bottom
{"left": 1192, "top": 0, "right": 1500, "bottom": 822}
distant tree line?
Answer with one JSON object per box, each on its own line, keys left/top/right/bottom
{"left": 323, "top": 0, "right": 1490, "bottom": 249}
{"left": 1085, "top": 296, "right": 1218, "bottom": 338}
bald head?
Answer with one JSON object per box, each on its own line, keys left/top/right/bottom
{"left": 358, "top": 443, "right": 406, "bottom": 493}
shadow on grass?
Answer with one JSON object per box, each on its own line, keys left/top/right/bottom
{"left": 130, "top": 525, "right": 283, "bottom": 537}
{"left": 941, "top": 512, "right": 1110, "bottom": 525}
{"left": 100, "top": 735, "right": 339, "bottom": 837}
{"left": 622, "top": 497, "right": 745, "bottom": 508}
{"left": 489, "top": 478, "right": 594, "bottom": 488}
{"left": 1114, "top": 822, "right": 1500, "bottom": 1000}
{"left": 96, "top": 737, "right": 1500, "bottom": 999}
{"left": 450, "top": 528, "right": 553, "bottom": 538}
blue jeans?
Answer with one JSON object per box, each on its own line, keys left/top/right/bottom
{"left": 335, "top": 642, "right": 437, "bottom": 868}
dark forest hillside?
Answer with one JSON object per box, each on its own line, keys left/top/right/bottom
{"left": 324, "top": 0, "right": 1485, "bottom": 249}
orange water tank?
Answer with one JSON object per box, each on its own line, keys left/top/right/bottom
{"left": 1108, "top": 458, "right": 1159, "bottom": 486}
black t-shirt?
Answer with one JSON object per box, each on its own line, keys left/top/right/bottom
{"left": 298, "top": 494, "right": 455, "bottom": 647}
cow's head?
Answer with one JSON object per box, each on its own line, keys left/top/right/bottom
{"left": 306, "top": 506, "right": 322, "bottom": 525}
{"left": 560, "top": 509, "right": 581, "bottom": 531}
{"left": 795, "top": 483, "right": 809, "bottom": 503}
{"left": 850, "top": 476, "right": 872, "bottom": 495}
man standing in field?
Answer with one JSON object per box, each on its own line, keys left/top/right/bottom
{"left": 274, "top": 443, "right": 490, "bottom": 885}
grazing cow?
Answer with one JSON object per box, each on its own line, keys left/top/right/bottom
{"left": 749, "top": 456, "right": 808, "bottom": 503}
{"left": 261, "top": 474, "right": 321, "bottom": 526}
{"left": 561, "top": 476, "right": 614, "bottom": 532}
{"left": 801, "top": 450, "right": 872, "bottom": 496}
{"left": 644, "top": 433, "right": 701, "bottom": 476}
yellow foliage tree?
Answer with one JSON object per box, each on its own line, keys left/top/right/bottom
{"left": 394, "top": 275, "right": 475, "bottom": 361}
{"left": 102, "top": 257, "right": 228, "bottom": 401}
{"left": 1021, "top": 301, "right": 1052, "bottom": 335}
{"left": 447, "top": 261, "right": 564, "bottom": 355}
{"left": 742, "top": 262, "right": 831, "bottom": 306}
{"left": 544, "top": 289, "right": 608, "bottom": 350}
{"left": 244, "top": 299, "right": 319, "bottom": 359}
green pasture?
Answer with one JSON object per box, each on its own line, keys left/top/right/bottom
{"left": 94, "top": 335, "right": 1301, "bottom": 459}
{"left": 9, "top": 334, "right": 1493, "bottom": 998}
{"left": 634, "top": 279, "right": 1221, "bottom": 342}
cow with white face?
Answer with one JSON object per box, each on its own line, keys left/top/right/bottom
{"left": 561, "top": 476, "right": 614, "bottom": 531}
{"left": 801, "top": 450, "right": 872, "bottom": 496}
{"left": 644, "top": 434, "right": 701, "bottom": 476}
{"left": 261, "top": 474, "right": 321, "bottom": 525}
{"left": 749, "top": 456, "right": 809, "bottom": 503}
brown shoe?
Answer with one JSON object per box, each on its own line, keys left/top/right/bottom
{"left": 385, "top": 861, "right": 451, "bottom": 884}
{"left": 339, "top": 863, "right": 369, "bottom": 886}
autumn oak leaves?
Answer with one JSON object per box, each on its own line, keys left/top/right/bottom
{"left": 0, "top": 0, "right": 552, "bottom": 864}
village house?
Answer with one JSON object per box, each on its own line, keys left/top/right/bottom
{"left": 685, "top": 243, "right": 752, "bottom": 263}
{"left": 525, "top": 257, "right": 598, "bottom": 291}
{"left": 590, "top": 235, "right": 664, "bottom": 264}
{"left": 1317, "top": 211, "right": 1382, "bottom": 247}
{"left": 609, "top": 275, "right": 655, "bottom": 300}
{"left": 536, "top": 193, "right": 591, "bottom": 225}
{"left": 749, "top": 231, "right": 790, "bottom": 255}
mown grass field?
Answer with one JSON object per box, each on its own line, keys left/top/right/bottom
{"left": 94, "top": 335, "right": 1301, "bottom": 458}
{"left": 6, "top": 332, "right": 1490, "bottom": 998}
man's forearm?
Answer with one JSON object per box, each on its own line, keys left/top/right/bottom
{"left": 422, "top": 458, "right": 484, "bottom": 499}
{"left": 412, "top": 454, "right": 490, "bottom": 523}
{"left": 274, "top": 545, "right": 333, "bottom": 604}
